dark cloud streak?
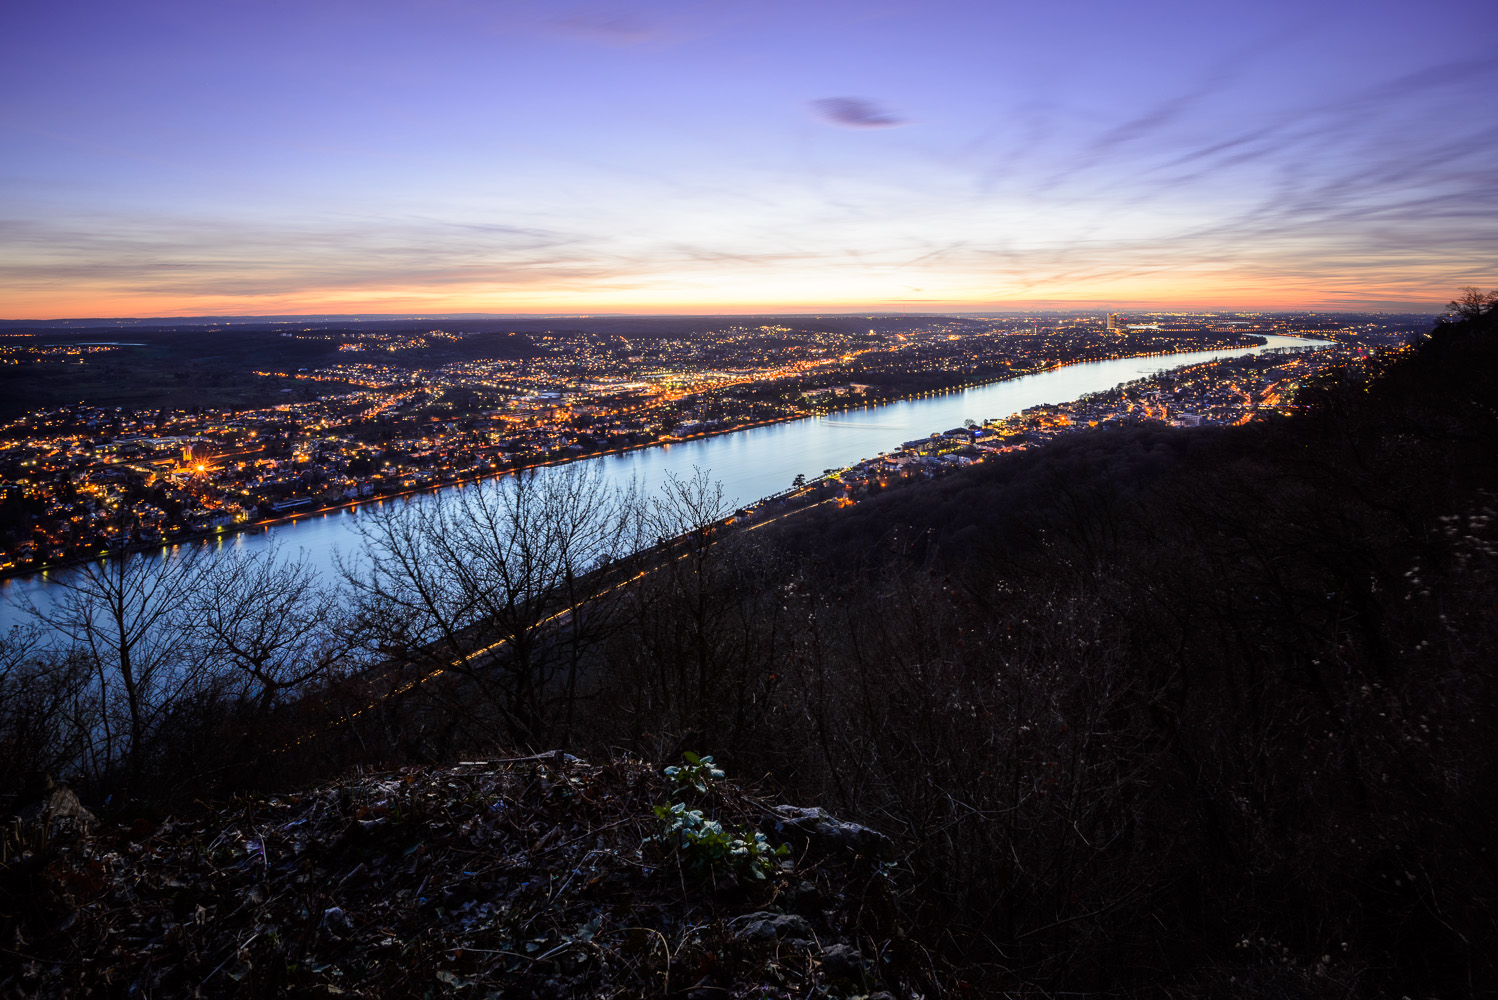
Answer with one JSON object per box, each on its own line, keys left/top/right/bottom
{"left": 811, "top": 98, "right": 907, "bottom": 129}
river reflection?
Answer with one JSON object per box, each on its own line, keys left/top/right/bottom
{"left": 0, "top": 335, "right": 1326, "bottom": 625}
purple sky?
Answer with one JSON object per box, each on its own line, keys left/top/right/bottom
{"left": 3, "top": 0, "right": 1494, "bottom": 317}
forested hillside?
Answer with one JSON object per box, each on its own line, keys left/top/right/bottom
{"left": 587, "top": 306, "right": 1498, "bottom": 995}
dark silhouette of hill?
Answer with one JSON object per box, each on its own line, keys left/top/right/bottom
{"left": 0, "top": 325, "right": 545, "bottom": 418}
{"left": 716, "top": 308, "right": 1498, "bottom": 995}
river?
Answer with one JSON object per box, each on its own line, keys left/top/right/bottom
{"left": 0, "top": 334, "right": 1326, "bottom": 626}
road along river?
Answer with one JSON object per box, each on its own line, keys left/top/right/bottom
{"left": 0, "top": 334, "right": 1327, "bottom": 625}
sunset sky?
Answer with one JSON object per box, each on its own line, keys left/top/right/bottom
{"left": 3, "top": 0, "right": 1495, "bottom": 319}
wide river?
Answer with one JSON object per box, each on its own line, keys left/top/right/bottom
{"left": 0, "top": 334, "right": 1325, "bottom": 625}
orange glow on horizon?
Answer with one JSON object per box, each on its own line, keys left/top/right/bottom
{"left": 0, "top": 270, "right": 1456, "bottom": 320}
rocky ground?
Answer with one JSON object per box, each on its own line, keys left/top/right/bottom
{"left": 2, "top": 754, "right": 938, "bottom": 998}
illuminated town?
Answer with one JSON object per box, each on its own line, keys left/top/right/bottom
{"left": 0, "top": 312, "right": 1417, "bottom": 572}
{"left": 831, "top": 339, "right": 1365, "bottom": 497}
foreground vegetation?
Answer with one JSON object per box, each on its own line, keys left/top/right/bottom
{"left": 4, "top": 298, "right": 1496, "bottom": 996}
{"left": 5, "top": 753, "right": 920, "bottom": 998}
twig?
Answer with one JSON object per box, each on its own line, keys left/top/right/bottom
{"left": 455, "top": 750, "right": 576, "bottom": 767}
{"left": 541, "top": 816, "right": 638, "bottom": 855}
{"left": 200, "top": 931, "right": 259, "bottom": 986}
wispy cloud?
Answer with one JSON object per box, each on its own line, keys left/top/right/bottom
{"left": 0, "top": 214, "right": 613, "bottom": 302}
{"left": 549, "top": 8, "right": 661, "bottom": 46}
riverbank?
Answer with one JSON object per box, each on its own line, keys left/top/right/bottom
{"left": 0, "top": 358, "right": 1059, "bottom": 582}
{"left": 0, "top": 335, "right": 1279, "bottom": 589}
{"left": 0, "top": 408, "right": 817, "bottom": 584}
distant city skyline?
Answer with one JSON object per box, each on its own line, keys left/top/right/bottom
{"left": 4, "top": 0, "right": 1494, "bottom": 319}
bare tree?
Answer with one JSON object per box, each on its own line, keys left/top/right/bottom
{"left": 18, "top": 546, "right": 208, "bottom": 780}
{"left": 547, "top": 468, "right": 645, "bottom": 737}
{"left": 191, "top": 544, "right": 349, "bottom": 713}
{"left": 0, "top": 624, "right": 91, "bottom": 797}
{"left": 1447, "top": 286, "right": 1497, "bottom": 321}
{"left": 647, "top": 469, "right": 735, "bottom": 717}
{"left": 345, "top": 463, "right": 640, "bottom": 746}
{"left": 599, "top": 466, "right": 795, "bottom": 752}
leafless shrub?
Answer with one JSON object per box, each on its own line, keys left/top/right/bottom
{"left": 17, "top": 545, "right": 209, "bottom": 782}
{"left": 343, "top": 463, "right": 641, "bottom": 749}
{"left": 191, "top": 543, "right": 351, "bottom": 712}
{"left": 0, "top": 627, "right": 92, "bottom": 802}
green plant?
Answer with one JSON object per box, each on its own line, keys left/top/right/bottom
{"left": 653, "top": 753, "right": 787, "bottom": 878}
{"left": 662, "top": 751, "right": 724, "bottom": 794}
{"left": 652, "top": 801, "right": 788, "bottom": 879}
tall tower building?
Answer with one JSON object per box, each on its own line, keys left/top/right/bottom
{"left": 1106, "top": 313, "right": 1121, "bottom": 332}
